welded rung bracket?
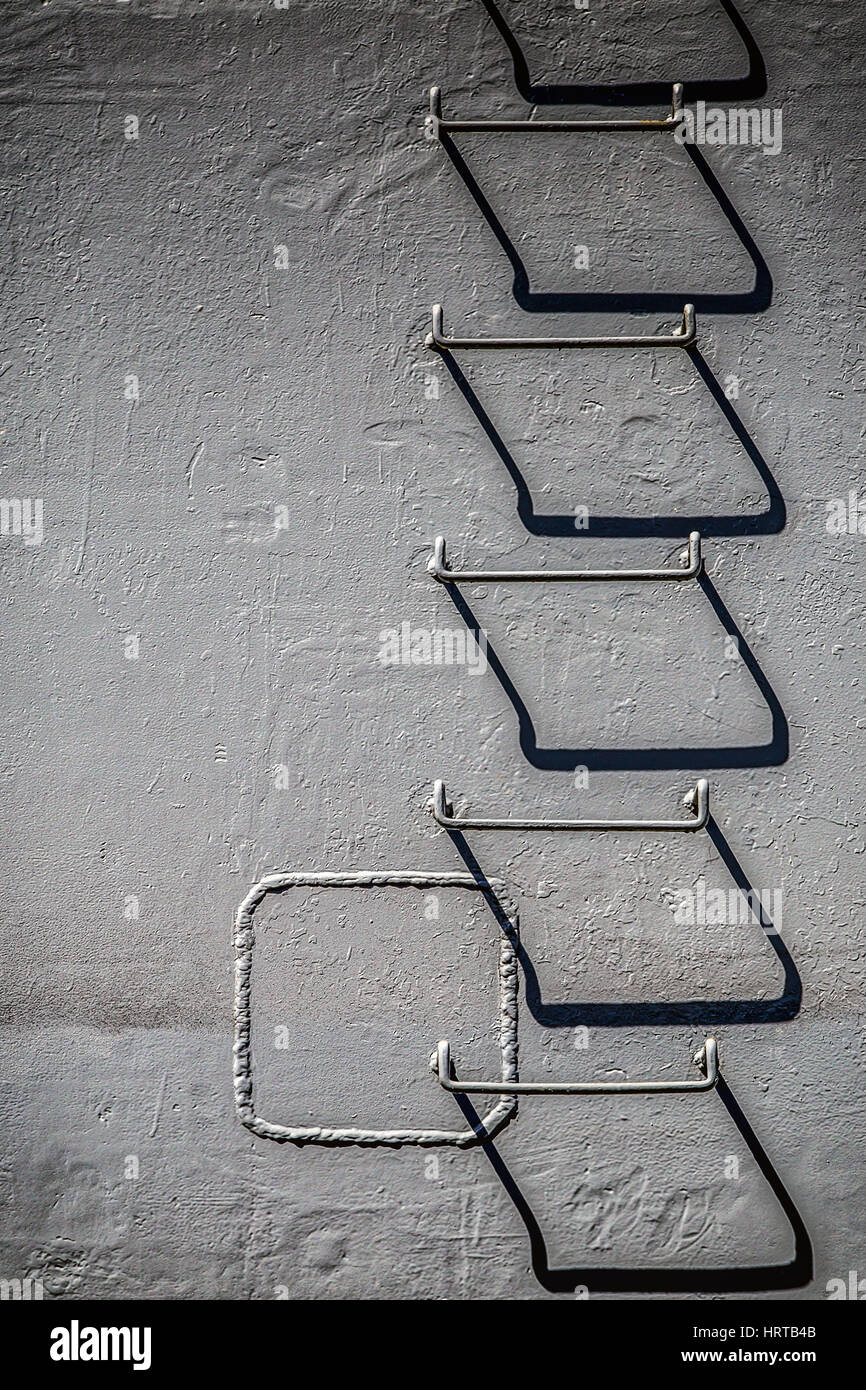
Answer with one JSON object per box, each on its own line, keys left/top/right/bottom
{"left": 431, "top": 1038, "right": 718, "bottom": 1095}
{"left": 425, "top": 83, "right": 684, "bottom": 135}
{"left": 431, "top": 778, "right": 710, "bottom": 833}
{"left": 428, "top": 533, "right": 703, "bottom": 583}
{"left": 425, "top": 302, "right": 696, "bottom": 351}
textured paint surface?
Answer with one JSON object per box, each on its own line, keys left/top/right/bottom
{"left": 0, "top": 0, "right": 863, "bottom": 1298}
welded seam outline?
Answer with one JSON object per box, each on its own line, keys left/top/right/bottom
{"left": 233, "top": 870, "right": 519, "bottom": 1147}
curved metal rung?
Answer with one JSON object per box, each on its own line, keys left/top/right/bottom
{"left": 425, "top": 83, "right": 684, "bottom": 135}
{"left": 425, "top": 301, "right": 696, "bottom": 352}
{"left": 432, "top": 777, "right": 709, "bottom": 833}
{"left": 428, "top": 532, "right": 702, "bottom": 583}
{"left": 430, "top": 1037, "right": 719, "bottom": 1095}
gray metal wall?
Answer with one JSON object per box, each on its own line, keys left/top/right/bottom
{"left": 0, "top": 0, "right": 862, "bottom": 1299}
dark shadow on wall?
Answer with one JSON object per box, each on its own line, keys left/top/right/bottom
{"left": 429, "top": 0, "right": 804, "bottom": 1297}
{"left": 438, "top": 130, "right": 772, "bottom": 316}
{"left": 477, "top": 0, "right": 768, "bottom": 108}
{"left": 443, "top": 835, "right": 809, "bottom": 1296}
{"left": 440, "top": 346, "right": 785, "bottom": 538}
{"left": 439, "top": 567, "right": 789, "bottom": 770}
{"left": 452, "top": 1082, "right": 811, "bottom": 1293}
{"left": 442, "top": 820, "right": 802, "bottom": 1027}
